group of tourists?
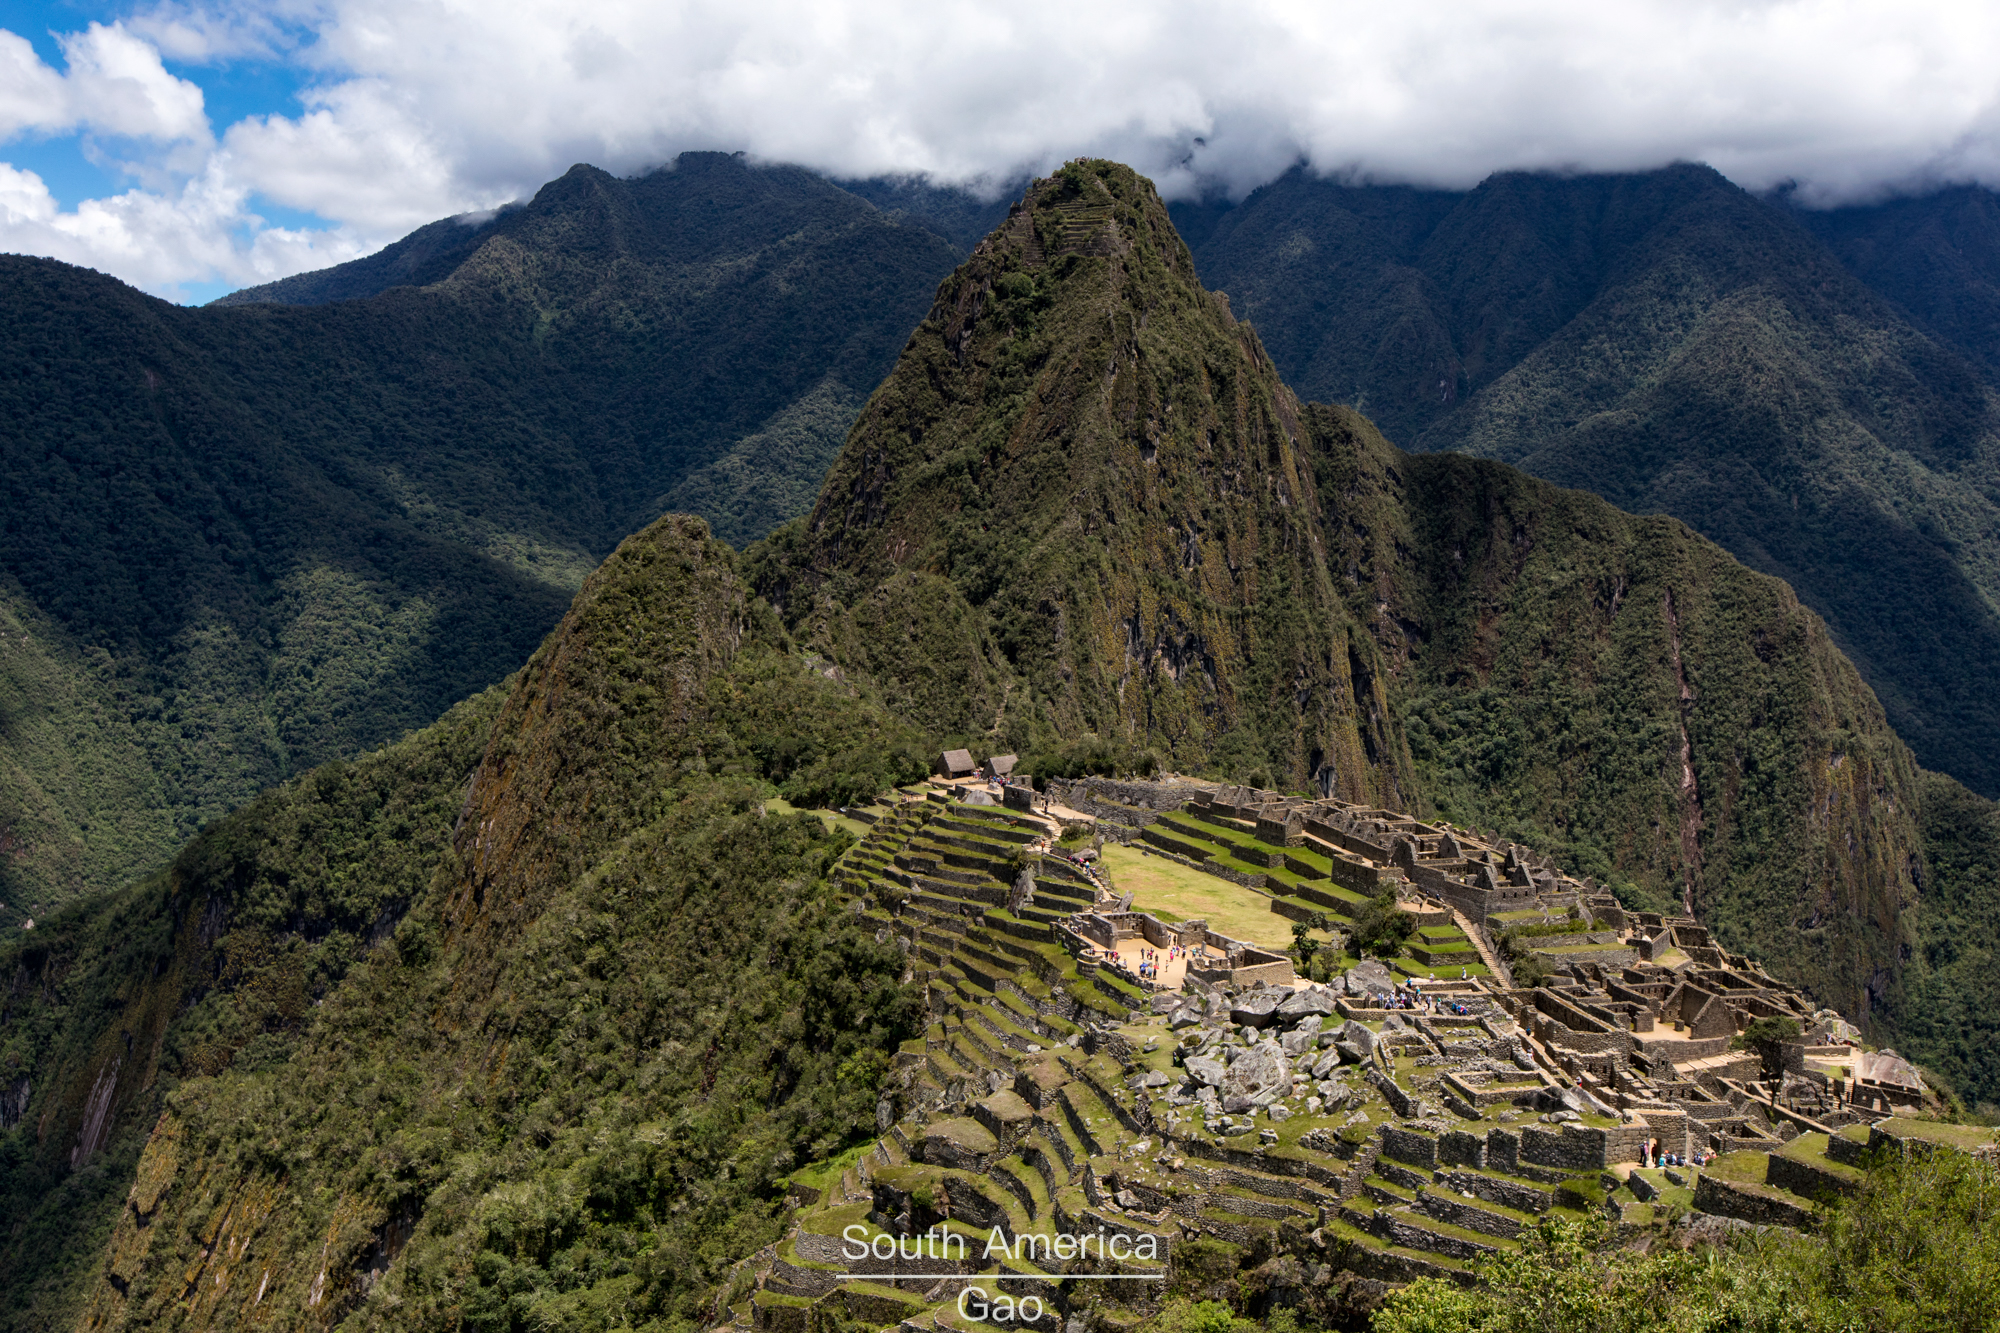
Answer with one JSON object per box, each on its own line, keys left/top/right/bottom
{"left": 1135, "top": 944, "right": 1187, "bottom": 981}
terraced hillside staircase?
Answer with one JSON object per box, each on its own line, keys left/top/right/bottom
{"left": 728, "top": 801, "right": 1629, "bottom": 1328}
{"left": 1048, "top": 197, "right": 1118, "bottom": 257}
{"left": 730, "top": 783, "right": 2000, "bottom": 1329}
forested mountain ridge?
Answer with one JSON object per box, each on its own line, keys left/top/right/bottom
{"left": 1798, "top": 183, "right": 2000, "bottom": 383}
{"left": 0, "top": 516, "right": 930, "bottom": 1330}
{"left": 0, "top": 153, "right": 965, "bottom": 917}
{"left": 1177, "top": 165, "right": 2000, "bottom": 799}
{"left": 759, "top": 160, "right": 1932, "bottom": 1046}
{"left": 5, "top": 160, "right": 2000, "bottom": 1330}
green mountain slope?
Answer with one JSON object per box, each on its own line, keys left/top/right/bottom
{"left": 0, "top": 516, "right": 927, "bottom": 1331}
{"left": 765, "top": 161, "right": 1921, "bottom": 1026}
{"left": 1798, "top": 184, "right": 2000, "bottom": 382}
{"left": 7, "top": 160, "right": 2000, "bottom": 1328}
{"left": 1179, "top": 166, "right": 2000, "bottom": 799}
{"left": 0, "top": 153, "right": 963, "bottom": 916}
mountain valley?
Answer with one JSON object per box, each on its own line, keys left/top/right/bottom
{"left": 0, "top": 154, "right": 976, "bottom": 916}
{"left": 5, "top": 159, "right": 2000, "bottom": 1331}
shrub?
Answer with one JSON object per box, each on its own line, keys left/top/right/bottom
{"left": 1350, "top": 894, "right": 1415, "bottom": 958}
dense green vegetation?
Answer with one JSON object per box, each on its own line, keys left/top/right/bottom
{"left": 0, "top": 152, "right": 964, "bottom": 916}
{"left": 1178, "top": 166, "right": 2000, "bottom": 799}
{"left": 0, "top": 515, "right": 933, "bottom": 1331}
{"left": 1798, "top": 184, "right": 2000, "bottom": 382}
{"left": 8, "top": 159, "right": 2000, "bottom": 1327}
{"left": 0, "top": 683, "right": 508, "bottom": 1324}
{"left": 1376, "top": 1150, "right": 2000, "bottom": 1333}
{"left": 1349, "top": 893, "right": 1417, "bottom": 958}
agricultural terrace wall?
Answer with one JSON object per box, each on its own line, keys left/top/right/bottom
{"left": 1520, "top": 1124, "right": 1650, "bottom": 1171}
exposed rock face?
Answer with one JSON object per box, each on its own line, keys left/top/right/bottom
{"left": 1185, "top": 1056, "right": 1227, "bottom": 1088}
{"left": 1337, "top": 1020, "right": 1381, "bottom": 1059}
{"left": 1345, "top": 962, "right": 1395, "bottom": 995}
{"left": 1278, "top": 989, "right": 1337, "bottom": 1020}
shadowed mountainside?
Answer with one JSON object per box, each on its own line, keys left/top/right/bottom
{"left": 0, "top": 153, "right": 963, "bottom": 915}
{"left": 1178, "top": 166, "right": 2000, "bottom": 799}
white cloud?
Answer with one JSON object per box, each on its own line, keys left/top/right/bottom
{"left": 0, "top": 21, "right": 210, "bottom": 143}
{"left": 243, "top": 0, "right": 2000, "bottom": 210}
{"left": 0, "top": 158, "right": 376, "bottom": 298}
{"left": 9, "top": 0, "right": 2000, "bottom": 298}
{"left": 122, "top": 2, "right": 306, "bottom": 63}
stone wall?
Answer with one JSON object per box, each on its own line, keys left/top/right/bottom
{"left": 1530, "top": 1013, "right": 1632, "bottom": 1057}
{"left": 1635, "top": 1033, "right": 1732, "bottom": 1064}
{"left": 1438, "top": 1130, "right": 1487, "bottom": 1169}
{"left": 1378, "top": 1125, "right": 1438, "bottom": 1169}
{"left": 1520, "top": 1123, "right": 1650, "bottom": 1171}
{"left": 1044, "top": 778, "right": 1212, "bottom": 840}
{"left": 1136, "top": 837, "right": 1269, "bottom": 890}
{"left": 1691, "top": 1174, "right": 1813, "bottom": 1228}
{"left": 1767, "top": 1152, "right": 1859, "bottom": 1199}
{"left": 1439, "top": 1165, "right": 1552, "bottom": 1215}
{"left": 1420, "top": 1191, "right": 1524, "bottom": 1240}
{"left": 1637, "top": 1108, "right": 1691, "bottom": 1159}
{"left": 1231, "top": 949, "right": 1297, "bottom": 987}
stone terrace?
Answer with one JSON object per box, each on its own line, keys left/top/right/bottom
{"left": 720, "top": 779, "right": 1988, "bottom": 1332}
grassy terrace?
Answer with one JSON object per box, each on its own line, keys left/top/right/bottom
{"left": 764, "top": 795, "right": 875, "bottom": 840}
{"left": 1876, "top": 1118, "right": 2000, "bottom": 1151}
{"left": 1100, "top": 844, "right": 1303, "bottom": 948}
{"left": 1104, "top": 829, "right": 1497, "bottom": 976}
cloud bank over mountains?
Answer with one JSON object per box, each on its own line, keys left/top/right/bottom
{"left": 6, "top": 0, "right": 2000, "bottom": 298}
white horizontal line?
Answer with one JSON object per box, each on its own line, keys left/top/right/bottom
{"left": 835, "top": 1274, "right": 1162, "bottom": 1281}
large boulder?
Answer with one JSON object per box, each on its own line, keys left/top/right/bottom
{"left": 1223, "top": 1041, "right": 1291, "bottom": 1101}
{"left": 1345, "top": 960, "right": 1395, "bottom": 996}
{"left": 1277, "top": 988, "right": 1337, "bottom": 1021}
{"left": 1337, "top": 1019, "right": 1380, "bottom": 1057}
{"left": 1185, "top": 1056, "right": 1228, "bottom": 1088}
{"left": 1230, "top": 991, "right": 1285, "bottom": 1028}
{"left": 1280, "top": 1024, "right": 1321, "bottom": 1057}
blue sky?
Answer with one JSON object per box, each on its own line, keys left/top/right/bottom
{"left": 0, "top": 0, "right": 352, "bottom": 301}
{"left": 3, "top": 1, "right": 304, "bottom": 201}
{"left": 4, "top": 0, "right": 1999, "bottom": 304}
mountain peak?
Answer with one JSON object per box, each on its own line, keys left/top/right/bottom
{"left": 771, "top": 159, "right": 1409, "bottom": 802}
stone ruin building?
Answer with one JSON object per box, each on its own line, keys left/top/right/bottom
{"left": 720, "top": 776, "right": 1990, "bottom": 1332}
